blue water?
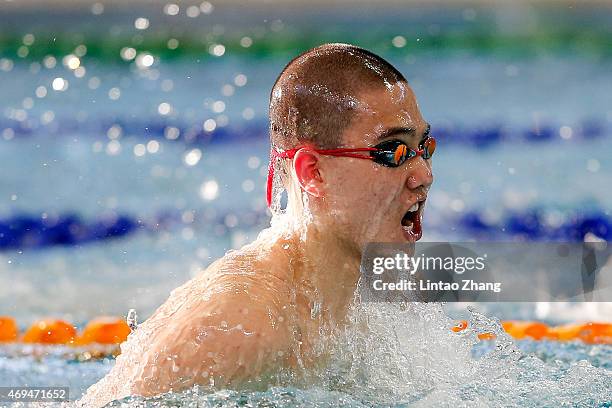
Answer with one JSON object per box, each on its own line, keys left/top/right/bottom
{"left": 1, "top": 5, "right": 612, "bottom": 406}
{"left": 2, "top": 58, "right": 611, "bottom": 320}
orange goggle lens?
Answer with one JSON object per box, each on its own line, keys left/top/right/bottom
{"left": 371, "top": 137, "right": 435, "bottom": 167}
{"left": 421, "top": 137, "right": 436, "bottom": 159}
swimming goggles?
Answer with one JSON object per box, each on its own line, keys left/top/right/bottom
{"left": 266, "top": 136, "right": 436, "bottom": 207}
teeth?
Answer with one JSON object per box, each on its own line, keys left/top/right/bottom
{"left": 408, "top": 202, "right": 419, "bottom": 212}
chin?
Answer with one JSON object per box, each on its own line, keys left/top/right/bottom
{"left": 376, "top": 227, "right": 423, "bottom": 244}
{"left": 367, "top": 231, "right": 410, "bottom": 244}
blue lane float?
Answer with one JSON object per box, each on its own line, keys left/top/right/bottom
{"left": 460, "top": 210, "right": 611, "bottom": 241}
{"left": 1, "top": 117, "right": 609, "bottom": 147}
{"left": 0, "top": 213, "right": 143, "bottom": 250}
{"left": 0, "top": 208, "right": 610, "bottom": 251}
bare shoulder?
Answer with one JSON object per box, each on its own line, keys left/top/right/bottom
{"left": 81, "top": 245, "right": 295, "bottom": 407}
{"left": 130, "top": 247, "right": 295, "bottom": 396}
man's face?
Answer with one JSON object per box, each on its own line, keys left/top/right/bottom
{"left": 319, "top": 81, "right": 433, "bottom": 252}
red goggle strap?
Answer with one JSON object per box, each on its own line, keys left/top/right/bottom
{"left": 266, "top": 146, "right": 394, "bottom": 208}
{"left": 266, "top": 153, "right": 275, "bottom": 208}
{"left": 266, "top": 148, "right": 299, "bottom": 208}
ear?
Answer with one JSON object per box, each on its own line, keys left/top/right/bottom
{"left": 293, "top": 148, "right": 324, "bottom": 199}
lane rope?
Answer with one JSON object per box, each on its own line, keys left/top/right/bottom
{"left": 1, "top": 316, "right": 610, "bottom": 354}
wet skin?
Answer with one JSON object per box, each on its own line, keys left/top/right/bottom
{"left": 308, "top": 83, "right": 433, "bottom": 253}
{"left": 80, "top": 81, "right": 433, "bottom": 407}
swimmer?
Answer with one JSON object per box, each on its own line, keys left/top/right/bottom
{"left": 80, "top": 43, "right": 434, "bottom": 407}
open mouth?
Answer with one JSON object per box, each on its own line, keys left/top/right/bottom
{"left": 401, "top": 200, "right": 424, "bottom": 241}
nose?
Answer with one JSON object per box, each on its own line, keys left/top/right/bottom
{"left": 405, "top": 157, "right": 433, "bottom": 190}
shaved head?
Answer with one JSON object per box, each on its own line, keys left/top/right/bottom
{"left": 269, "top": 43, "right": 406, "bottom": 150}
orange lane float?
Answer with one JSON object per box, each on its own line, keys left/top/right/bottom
{"left": 451, "top": 320, "right": 469, "bottom": 332}
{"left": 477, "top": 332, "right": 497, "bottom": 341}
{"left": 452, "top": 320, "right": 612, "bottom": 345}
{"left": 502, "top": 321, "right": 550, "bottom": 340}
{"left": 22, "top": 319, "right": 77, "bottom": 345}
{"left": 579, "top": 322, "right": 612, "bottom": 344}
{"left": 75, "top": 317, "right": 131, "bottom": 345}
{"left": 549, "top": 322, "right": 612, "bottom": 344}
{"left": 452, "top": 320, "right": 497, "bottom": 340}
{"left": 0, "top": 317, "right": 610, "bottom": 347}
{"left": 0, "top": 316, "right": 19, "bottom": 342}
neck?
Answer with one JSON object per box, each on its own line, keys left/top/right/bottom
{"left": 283, "top": 217, "right": 362, "bottom": 325}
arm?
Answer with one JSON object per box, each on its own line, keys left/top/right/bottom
{"left": 131, "top": 289, "right": 292, "bottom": 396}
{"left": 80, "top": 274, "right": 293, "bottom": 407}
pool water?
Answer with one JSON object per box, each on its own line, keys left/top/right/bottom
{"left": 1, "top": 2, "right": 611, "bottom": 406}
{"left": 2, "top": 55, "right": 610, "bottom": 321}
{"left": 2, "top": 306, "right": 611, "bottom": 407}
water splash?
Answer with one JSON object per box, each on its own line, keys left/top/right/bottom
{"left": 1, "top": 304, "right": 610, "bottom": 407}
{"left": 73, "top": 303, "right": 611, "bottom": 407}
{"left": 299, "top": 302, "right": 612, "bottom": 407}
{"left": 126, "top": 309, "right": 138, "bottom": 332}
